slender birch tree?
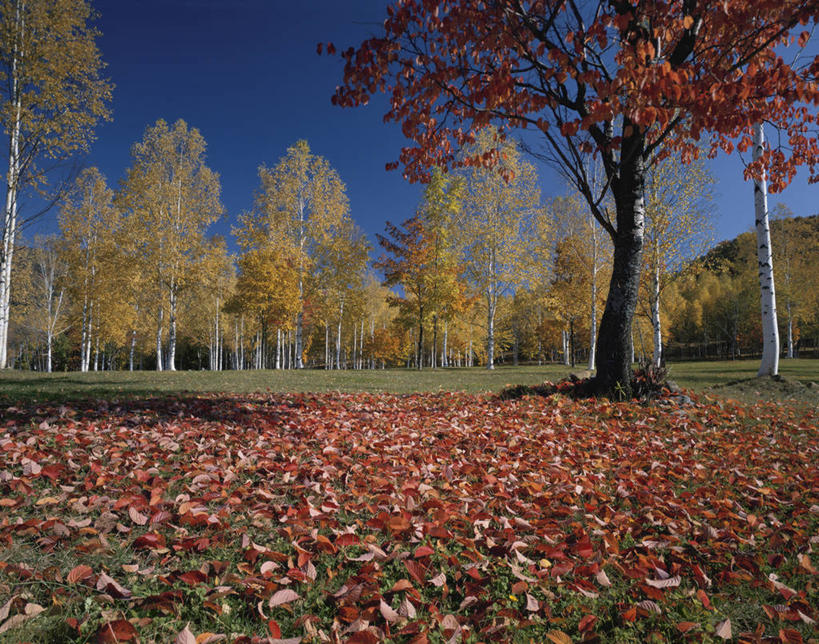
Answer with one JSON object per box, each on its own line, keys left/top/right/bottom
{"left": 0, "top": 0, "right": 111, "bottom": 368}
{"left": 640, "top": 155, "right": 713, "bottom": 366}
{"left": 58, "top": 168, "right": 118, "bottom": 372}
{"left": 118, "top": 119, "right": 223, "bottom": 371}
{"left": 457, "top": 131, "right": 540, "bottom": 369}
{"left": 253, "top": 140, "right": 348, "bottom": 369}
{"left": 752, "top": 123, "right": 779, "bottom": 377}
{"left": 31, "top": 236, "right": 66, "bottom": 372}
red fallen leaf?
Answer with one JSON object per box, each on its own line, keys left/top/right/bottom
{"left": 347, "top": 631, "right": 380, "bottom": 644}
{"left": 621, "top": 606, "right": 637, "bottom": 622}
{"left": 268, "top": 619, "right": 281, "bottom": 638}
{"left": 404, "top": 559, "right": 426, "bottom": 584}
{"left": 778, "top": 628, "right": 803, "bottom": 643}
{"left": 177, "top": 570, "right": 207, "bottom": 586}
{"left": 511, "top": 580, "right": 528, "bottom": 595}
{"left": 335, "top": 533, "right": 359, "bottom": 547}
{"left": 407, "top": 633, "right": 428, "bottom": 644}
{"left": 133, "top": 532, "right": 166, "bottom": 550}
{"left": 388, "top": 514, "right": 411, "bottom": 533}
{"left": 67, "top": 564, "right": 93, "bottom": 584}
{"left": 66, "top": 617, "right": 80, "bottom": 632}
{"left": 174, "top": 624, "right": 196, "bottom": 644}
{"left": 390, "top": 579, "right": 414, "bottom": 592}
{"left": 676, "top": 621, "right": 699, "bottom": 633}
{"left": 96, "top": 619, "right": 138, "bottom": 643}
{"left": 414, "top": 545, "right": 434, "bottom": 558}
{"left": 578, "top": 614, "right": 597, "bottom": 632}
{"left": 697, "top": 588, "right": 712, "bottom": 610}
{"left": 269, "top": 589, "right": 300, "bottom": 608}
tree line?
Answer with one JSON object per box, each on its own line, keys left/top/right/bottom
{"left": 7, "top": 118, "right": 816, "bottom": 373}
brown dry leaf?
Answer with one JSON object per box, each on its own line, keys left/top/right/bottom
{"left": 129, "top": 506, "right": 149, "bottom": 526}
{"left": 645, "top": 575, "right": 681, "bottom": 588}
{"left": 715, "top": 618, "right": 731, "bottom": 639}
{"left": 545, "top": 630, "right": 572, "bottom": 644}
{"left": 269, "top": 589, "right": 300, "bottom": 608}
{"left": 398, "top": 597, "right": 417, "bottom": 619}
{"left": 379, "top": 599, "right": 402, "bottom": 624}
{"left": 67, "top": 564, "right": 93, "bottom": 584}
{"left": 175, "top": 623, "right": 197, "bottom": 644}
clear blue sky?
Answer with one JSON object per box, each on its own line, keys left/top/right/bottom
{"left": 33, "top": 0, "right": 819, "bottom": 247}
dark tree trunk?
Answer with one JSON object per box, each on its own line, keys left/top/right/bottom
{"left": 593, "top": 135, "right": 646, "bottom": 397}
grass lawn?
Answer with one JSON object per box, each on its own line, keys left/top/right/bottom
{"left": 1, "top": 359, "right": 817, "bottom": 404}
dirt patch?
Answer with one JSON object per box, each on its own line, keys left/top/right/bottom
{"left": 706, "top": 374, "right": 819, "bottom": 405}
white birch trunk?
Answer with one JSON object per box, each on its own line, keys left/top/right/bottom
{"left": 752, "top": 123, "right": 779, "bottom": 376}
{"left": 651, "top": 238, "right": 663, "bottom": 368}
{"left": 167, "top": 280, "right": 177, "bottom": 371}
{"left": 129, "top": 329, "right": 137, "bottom": 371}
{"left": 336, "top": 299, "right": 344, "bottom": 370}
{"left": 155, "top": 307, "right": 164, "bottom": 371}
{"left": 84, "top": 305, "right": 94, "bottom": 371}
{"left": 786, "top": 302, "right": 793, "bottom": 359}
{"left": 352, "top": 323, "right": 357, "bottom": 370}
{"left": 588, "top": 216, "right": 598, "bottom": 371}
{"left": 0, "top": 3, "right": 23, "bottom": 369}
{"left": 442, "top": 320, "right": 448, "bottom": 367}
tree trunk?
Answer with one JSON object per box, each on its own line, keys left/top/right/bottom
{"left": 442, "top": 320, "right": 448, "bottom": 367}
{"left": 324, "top": 322, "right": 329, "bottom": 370}
{"left": 486, "top": 291, "right": 495, "bottom": 370}
{"left": 416, "top": 304, "right": 424, "bottom": 370}
{"left": 336, "top": 299, "right": 344, "bottom": 370}
{"left": 0, "top": 14, "right": 22, "bottom": 370}
{"left": 786, "top": 301, "right": 793, "bottom": 359}
{"left": 431, "top": 313, "right": 438, "bottom": 368}
{"left": 588, "top": 215, "right": 598, "bottom": 371}
{"left": 168, "top": 283, "right": 177, "bottom": 371}
{"left": 129, "top": 329, "right": 137, "bottom": 371}
{"left": 593, "top": 136, "right": 646, "bottom": 396}
{"left": 155, "top": 307, "right": 164, "bottom": 371}
{"left": 651, "top": 238, "right": 662, "bottom": 367}
{"left": 753, "top": 123, "right": 779, "bottom": 377}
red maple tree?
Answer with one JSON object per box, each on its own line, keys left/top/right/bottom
{"left": 329, "top": 0, "right": 819, "bottom": 394}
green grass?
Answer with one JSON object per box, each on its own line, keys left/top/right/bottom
{"left": 0, "top": 359, "right": 817, "bottom": 404}
{"left": 0, "top": 364, "right": 574, "bottom": 403}
{"left": 666, "top": 357, "right": 819, "bottom": 388}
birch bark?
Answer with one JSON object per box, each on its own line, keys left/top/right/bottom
{"left": 752, "top": 123, "right": 779, "bottom": 377}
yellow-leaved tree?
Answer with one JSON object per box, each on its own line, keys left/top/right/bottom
{"left": 457, "top": 129, "right": 541, "bottom": 369}
{"left": 118, "top": 119, "right": 223, "bottom": 371}
{"left": 0, "top": 0, "right": 112, "bottom": 368}
{"left": 250, "top": 140, "right": 349, "bottom": 368}
{"left": 640, "top": 155, "right": 713, "bottom": 367}
{"left": 58, "top": 168, "right": 121, "bottom": 372}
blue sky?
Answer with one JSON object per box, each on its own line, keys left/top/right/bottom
{"left": 28, "top": 0, "right": 819, "bottom": 248}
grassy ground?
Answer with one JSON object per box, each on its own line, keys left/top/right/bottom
{"left": 1, "top": 359, "right": 818, "bottom": 404}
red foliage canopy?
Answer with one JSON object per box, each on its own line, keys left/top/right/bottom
{"left": 330, "top": 0, "right": 819, "bottom": 193}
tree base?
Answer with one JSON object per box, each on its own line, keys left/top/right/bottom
{"left": 500, "top": 363, "right": 689, "bottom": 404}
